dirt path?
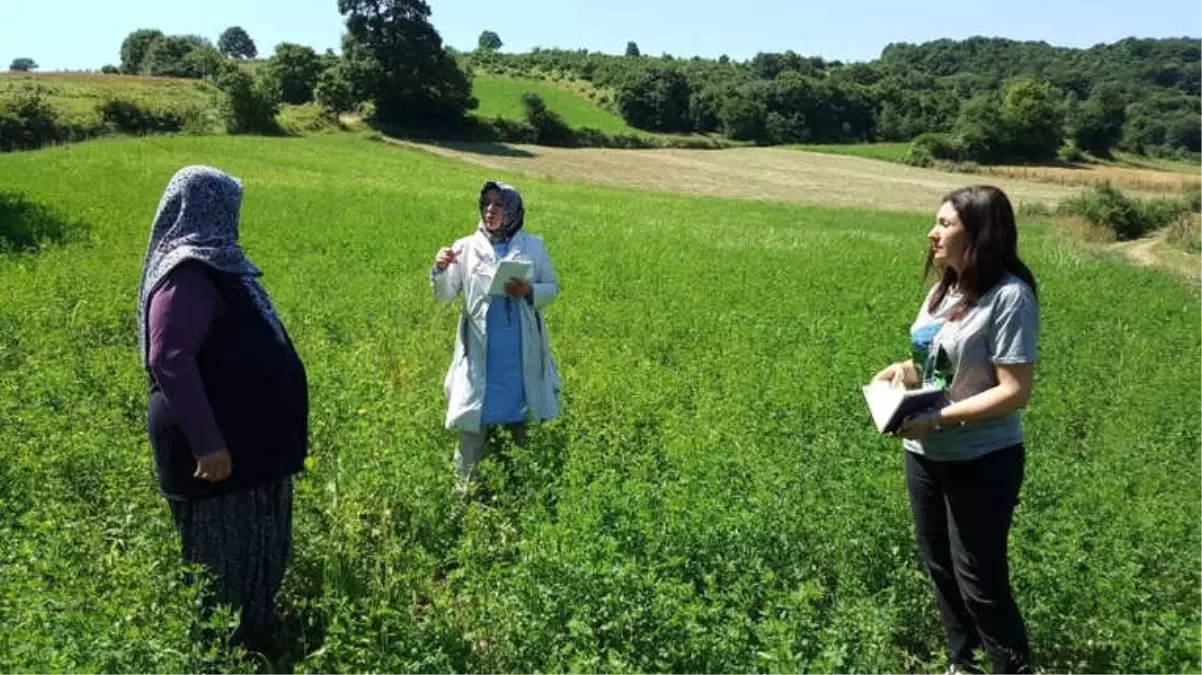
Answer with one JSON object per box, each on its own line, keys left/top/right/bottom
{"left": 1110, "top": 229, "right": 1200, "bottom": 281}
{"left": 1120, "top": 233, "right": 1164, "bottom": 267}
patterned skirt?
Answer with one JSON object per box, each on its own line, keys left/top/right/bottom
{"left": 168, "top": 477, "right": 293, "bottom": 632}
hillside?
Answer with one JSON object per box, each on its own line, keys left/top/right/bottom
{"left": 0, "top": 71, "right": 218, "bottom": 126}
{"left": 470, "top": 74, "right": 634, "bottom": 134}
{"left": 470, "top": 37, "right": 1201, "bottom": 155}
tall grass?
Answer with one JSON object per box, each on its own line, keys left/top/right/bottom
{"left": 0, "top": 134, "right": 1197, "bottom": 673}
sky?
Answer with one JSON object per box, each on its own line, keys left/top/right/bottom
{"left": 2, "top": 0, "right": 1199, "bottom": 71}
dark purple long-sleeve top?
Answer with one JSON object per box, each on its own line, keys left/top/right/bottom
{"left": 146, "top": 262, "right": 226, "bottom": 459}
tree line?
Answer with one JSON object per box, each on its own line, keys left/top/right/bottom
{"left": 475, "top": 36, "right": 1200, "bottom": 161}
{"left": 53, "top": 1, "right": 1202, "bottom": 162}
{"left": 100, "top": 0, "right": 472, "bottom": 132}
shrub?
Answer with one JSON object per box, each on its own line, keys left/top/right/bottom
{"left": 1017, "top": 201, "right": 1054, "bottom": 217}
{"left": 314, "top": 65, "right": 357, "bottom": 115}
{"left": 277, "top": 104, "right": 343, "bottom": 135}
{"left": 1140, "top": 194, "right": 1191, "bottom": 230}
{"left": 1147, "top": 145, "right": 1195, "bottom": 161}
{"left": 215, "top": 69, "right": 279, "bottom": 135}
{"left": 1167, "top": 213, "right": 1200, "bottom": 254}
{"left": 910, "top": 132, "right": 965, "bottom": 162}
{"left": 9, "top": 58, "right": 37, "bottom": 72}
{"left": 141, "top": 35, "right": 212, "bottom": 78}
{"left": 1155, "top": 185, "right": 1200, "bottom": 256}
{"left": 1059, "top": 182, "right": 1190, "bottom": 241}
{"left": 1059, "top": 183, "right": 1144, "bottom": 240}
{"left": 1182, "top": 184, "right": 1200, "bottom": 213}
{"left": 902, "top": 144, "right": 934, "bottom": 167}
{"left": 572, "top": 126, "right": 615, "bottom": 147}
{"left": 120, "top": 28, "right": 165, "bottom": 74}
{"left": 262, "top": 43, "right": 323, "bottom": 105}
{"left": 998, "top": 78, "right": 1066, "bottom": 162}
{"left": 477, "top": 115, "right": 536, "bottom": 143}
{"left": 217, "top": 26, "right": 257, "bottom": 60}
{"left": 97, "top": 98, "right": 190, "bottom": 134}
{"left": 522, "top": 93, "right": 574, "bottom": 146}
{"left": 1059, "top": 144, "right": 1086, "bottom": 163}
{"left": 0, "top": 85, "right": 64, "bottom": 151}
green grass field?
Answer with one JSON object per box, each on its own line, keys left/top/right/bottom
{"left": 0, "top": 72, "right": 219, "bottom": 122}
{"left": 0, "top": 71, "right": 344, "bottom": 142}
{"left": 0, "top": 134, "right": 1198, "bottom": 673}
{"left": 1106, "top": 151, "right": 1202, "bottom": 175}
{"left": 470, "top": 74, "right": 635, "bottom": 134}
{"left": 789, "top": 142, "right": 913, "bottom": 163}
{"left": 2, "top": 71, "right": 643, "bottom": 141}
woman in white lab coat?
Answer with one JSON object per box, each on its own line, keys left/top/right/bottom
{"left": 431, "top": 181, "right": 561, "bottom": 481}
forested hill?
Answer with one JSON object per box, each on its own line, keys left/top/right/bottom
{"left": 471, "top": 36, "right": 1201, "bottom": 157}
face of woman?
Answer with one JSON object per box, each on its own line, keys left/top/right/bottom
{"left": 482, "top": 189, "right": 504, "bottom": 230}
{"left": 928, "top": 201, "right": 968, "bottom": 272}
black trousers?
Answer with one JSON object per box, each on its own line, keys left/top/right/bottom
{"left": 905, "top": 444, "right": 1032, "bottom": 674}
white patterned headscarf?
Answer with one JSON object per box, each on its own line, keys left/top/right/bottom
{"left": 477, "top": 181, "right": 525, "bottom": 242}
{"left": 136, "top": 165, "right": 283, "bottom": 368}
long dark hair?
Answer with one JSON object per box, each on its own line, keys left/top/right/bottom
{"left": 925, "top": 185, "right": 1038, "bottom": 318}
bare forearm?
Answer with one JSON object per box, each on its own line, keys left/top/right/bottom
{"left": 939, "top": 383, "right": 1028, "bottom": 426}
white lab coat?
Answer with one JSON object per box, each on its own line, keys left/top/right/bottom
{"left": 432, "top": 230, "right": 561, "bottom": 432}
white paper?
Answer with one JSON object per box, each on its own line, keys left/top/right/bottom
{"left": 487, "top": 260, "right": 534, "bottom": 296}
{"left": 861, "top": 380, "right": 945, "bottom": 434}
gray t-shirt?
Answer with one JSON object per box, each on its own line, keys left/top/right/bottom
{"left": 904, "top": 272, "right": 1040, "bottom": 461}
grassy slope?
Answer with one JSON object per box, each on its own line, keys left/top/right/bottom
{"left": 1, "top": 71, "right": 639, "bottom": 138}
{"left": 1106, "top": 150, "right": 1202, "bottom": 175}
{"left": 788, "top": 142, "right": 912, "bottom": 163}
{"left": 471, "top": 73, "right": 635, "bottom": 134}
{"left": 0, "top": 71, "right": 342, "bottom": 139}
{"left": 0, "top": 134, "right": 1198, "bottom": 674}
{"left": 0, "top": 72, "right": 219, "bottom": 120}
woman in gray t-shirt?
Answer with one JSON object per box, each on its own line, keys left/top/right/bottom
{"left": 871, "top": 185, "right": 1039, "bottom": 674}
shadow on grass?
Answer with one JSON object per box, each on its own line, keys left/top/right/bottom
{"left": 252, "top": 551, "right": 328, "bottom": 674}
{"left": 0, "top": 190, "right": 90, "bottom": 253}
{"left": 1008, "top": 158, "right": 1092, "bottom": 171}
{"left": 429, "top": 140, "right": 537, "bottom": 158}
{"left": 364, "top": 121, "right": 538, "bottom": 158}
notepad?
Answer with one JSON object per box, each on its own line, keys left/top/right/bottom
{"left": 861, "top": 380, "right": 946, "bottom": 435}
{"left": 487, "top": 260, "right": 534, "bottom": 296}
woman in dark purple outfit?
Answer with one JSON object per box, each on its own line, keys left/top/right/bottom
{"left": 137, "top": 166, "right": 308, "bottom": 648}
